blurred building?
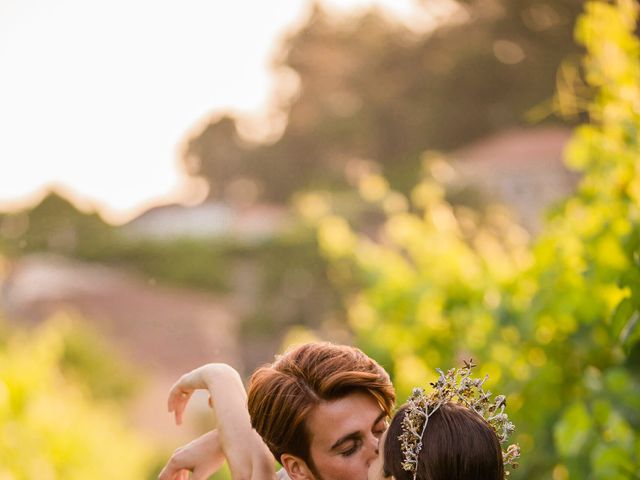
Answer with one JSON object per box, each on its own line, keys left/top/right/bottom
{"left": 123, "top": 201, "right": 292, "bottom": 242}
{"left": 451, "top": 127, "right": 578, "bottom": 234}
{"left": 2, "top": 254, "right": 240, "bottom": 374}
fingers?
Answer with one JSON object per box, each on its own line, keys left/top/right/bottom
{"left": 177, "top": 471, "right": 189, "bottom": 480}
{"left": 167, "top": 381, "right": 181, "bottom": 412}
{"left": 176, "top": 391, "right": 194, "bottom": 425}
{"left": 168, "top": 378, "right": 189, "bottom": 411}
{"left": 157, "top": 462, "right": 176, "bottom": 480}
{"left": 167, "top": 366, "right": 219, "bottom": 424}
{"left": 168, "top": 382, "right": 195, "bottom": 425}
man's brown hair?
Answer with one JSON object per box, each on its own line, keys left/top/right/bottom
{"left": 247, "top": 342, "right": 396, "bottom": 465}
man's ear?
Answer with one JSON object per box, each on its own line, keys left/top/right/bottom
{"left": 280, "top": 453, "right": 315, "bottom": 480}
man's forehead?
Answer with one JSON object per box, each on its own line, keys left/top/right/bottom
{"left": 306, "top": 391, "right": 384, "bottom": 445}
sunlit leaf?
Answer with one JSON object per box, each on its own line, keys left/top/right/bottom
{"left": 554, "top": 402, "right": 593, "bottom": 457}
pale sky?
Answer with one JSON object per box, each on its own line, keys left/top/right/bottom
{"left": 0, "top": 0, "right": 449, "bottom": 223}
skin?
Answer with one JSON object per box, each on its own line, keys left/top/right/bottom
{"left": 282, "top": 391, "right": 388, "bottom": 480}
{"left": 367, "top": 429, "right": 388, "bottom": 480}
{"left": 158, "top": 430, "right": 226, "bottom": 480}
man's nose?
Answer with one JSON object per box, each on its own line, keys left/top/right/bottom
{"left": 364, "top": 432, "right": 380, "bottom": 464}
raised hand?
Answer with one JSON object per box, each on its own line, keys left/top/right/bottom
{"left": 167, "top": 363, "right": 244, "bottom": 425}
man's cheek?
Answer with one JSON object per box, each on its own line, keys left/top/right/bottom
{"left": 325, "top": 460, "right": 357, "bottom": 480}
{"left": 341, "top": 457, "right": 369, "bottom": 480}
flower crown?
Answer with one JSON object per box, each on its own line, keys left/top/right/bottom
{"left": 398, "top": 361, "right": 520, "bottom": 480}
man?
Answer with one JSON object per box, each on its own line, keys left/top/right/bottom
{"left": 159, "top": 342, "right": 396, "bottom": 480}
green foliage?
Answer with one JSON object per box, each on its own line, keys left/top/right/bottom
{"left": 81, "top": 237, "right": 233, "bottom": 292}
{"left": 0, "top": 316, "right": 155, "bottom": 479}
{"left": 309, "top": 1, "right": 640, "bottom": 478}
{"left": 237, "top": 230, "right": 341, "bottom": 339}
{"left": 59, "top": 318, "right": 142, "bottom": 402}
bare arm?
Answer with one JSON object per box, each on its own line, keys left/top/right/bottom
{"left": 164, "top": 363, "right": 276, "bottom": 480}
{"left": 158, "top": 430, "right": 225, "bottom": 480}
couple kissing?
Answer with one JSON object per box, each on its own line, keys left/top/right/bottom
{"left": 159, "top": 342, "right": 519, "bottom": 480}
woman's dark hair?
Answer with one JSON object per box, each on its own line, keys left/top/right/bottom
{"left": 383, "top": 402, "right": 504, "bottom": 480}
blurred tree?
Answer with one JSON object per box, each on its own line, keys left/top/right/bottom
{"left": 182, "top": 116, "right": 261, "bottom": 200}
{"left": 0, "top": 191, "right": 115, "bottom": 258}
{"left": 306, "top": 0, "right": 640, "bottom": 478}
{"left": 182, "top": 0, "right": 585, "bottom": 201}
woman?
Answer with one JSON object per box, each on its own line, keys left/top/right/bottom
{"left": 159, "top": 362, "right": 519, "bottom": 480}
{"left": 368, "top": 366, "right": 520, "bottom": 480}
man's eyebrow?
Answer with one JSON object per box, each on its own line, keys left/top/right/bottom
{"left": 329, "top": 411, "right": 388, "bottom": 451}
{"left": 372, "top": 411, "right": 387, "bottom": 427}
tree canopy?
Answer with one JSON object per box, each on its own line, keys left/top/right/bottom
{"left": 182, "top": 0, "right": 585, "bottom": 201}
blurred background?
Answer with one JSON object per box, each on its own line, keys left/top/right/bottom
{"left": 1, "top": 0, "right": 639, "bottom": 478}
